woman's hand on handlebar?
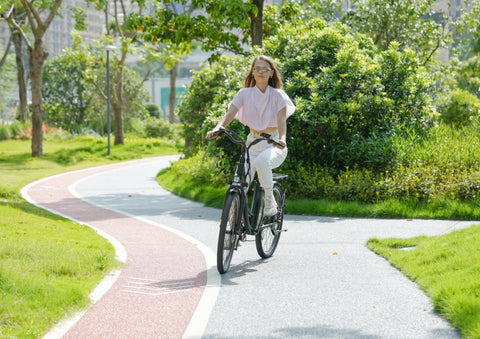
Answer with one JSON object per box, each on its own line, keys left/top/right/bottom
{"left": 206, "top": 126, "right": 224, "bottom": 139}
{"left": 274, "top": 140, "right": 287, "bottom": 150}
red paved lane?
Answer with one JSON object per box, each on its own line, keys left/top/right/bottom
{"left": 26, "top": 159, "right": 207, "bottom": 338}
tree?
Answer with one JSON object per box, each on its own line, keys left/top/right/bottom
{"left": 42, "top": 34, "right": 151, "bottom": 134}
{"left": 455, "top": 0, "right": 480, "bottom": 58}
{"left": 0, "top": 46, "right": 16, "bottom": 119}
{"left": 127, "top": 0, "right": 261, "bottom": 56}
{"left": 437, "top": 1, "right": 480, "bottom": 126}
{"left": 0, "top": 25, "right": 12, "bottom": 70}
{"left": 343, "top": 0, "right": 451, "bottom": 66}
{"left": 0, "top": 5, "right": 28, "bottom": 122}
{"left": 127, "top": 0, "right": 267, "bottom": 125}
{"left": 250, "top": 0, "right": 263, "bottom": 47}
{"left": 1, "top": 0, "right": 62, "bottom": 156}
{"left": 42, "top": 35, "right": 94, "bottom": 131}
{"left": 142, "top": 0, "right": 197, "bottom": 123}
{"left": 84, "top": 0, "right": 164, "bottom": 145}
{"left": 10, "top": 8, "right": 28, "bottom": 122}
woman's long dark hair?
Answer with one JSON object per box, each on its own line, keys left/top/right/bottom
{"left": 244, "top": 55, "right": 282, "bottom": 89}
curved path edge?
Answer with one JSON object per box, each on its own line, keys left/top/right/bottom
{"left": 20, "top": 156, "right": 220, "bottom": 338}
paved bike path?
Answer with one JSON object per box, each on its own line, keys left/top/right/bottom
{"left": 24, "top": 156, "right": 478, "bottom": 338}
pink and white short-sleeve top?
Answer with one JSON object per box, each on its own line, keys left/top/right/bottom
{"left": 230, "top": 85, "right": 295, "bottom": 131}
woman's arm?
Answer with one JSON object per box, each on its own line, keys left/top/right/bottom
{"left": 277, "top": 107, "right": 287, "bottom": 149}
{"left": 206, "top": 104, "right": 238, "bottom": 139}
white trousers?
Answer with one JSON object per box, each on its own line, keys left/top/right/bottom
{"left": 245, "top": 130, "right": 288, "bottom": 190}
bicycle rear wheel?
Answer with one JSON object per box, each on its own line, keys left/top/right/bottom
{"left": 255, "top": 183, "right": 284, "bottom": 258}
{"left": 217, "top": 191, "right": 241, "bottom": 274}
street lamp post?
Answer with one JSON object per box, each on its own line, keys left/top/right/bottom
{"left": 102, "top": 45, "right": 117, "bottom": 155}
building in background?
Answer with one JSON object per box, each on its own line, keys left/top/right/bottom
{"left": 44, "top": 0, "right": 104, "bottom": 57}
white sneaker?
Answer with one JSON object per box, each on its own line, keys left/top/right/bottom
{"left": 264, "top": 189, "right": 277, "bottom": 217}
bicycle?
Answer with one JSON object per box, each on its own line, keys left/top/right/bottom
{"left": 212, "top": 127, "right": 288, "bottom": 274}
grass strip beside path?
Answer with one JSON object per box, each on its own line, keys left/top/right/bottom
{"left": 368, "top": 227, "right": 480, "bottom": 339}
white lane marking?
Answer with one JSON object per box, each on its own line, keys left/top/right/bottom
{"left": 120, "top": 277, "right": 198, "bottom": 296}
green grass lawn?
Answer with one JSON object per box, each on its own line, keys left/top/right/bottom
{"left": 0, "top": 134, "right": 178, "bottom": 338}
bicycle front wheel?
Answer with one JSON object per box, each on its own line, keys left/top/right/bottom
{"left": 217, "top": 191, "right": 241, "bottom": 274}
{"left": 256, "top": 183, "right": 284, "bottom": 258}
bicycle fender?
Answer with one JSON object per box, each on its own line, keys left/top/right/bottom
{"left": 227, "top": 186, "right": 243, "bottom": 195}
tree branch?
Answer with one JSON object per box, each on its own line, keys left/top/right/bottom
{"left": 422, "top": 21, "right": 448, "bottom": 66}
{"left": 125, "top": 65, "right": 162, "bottom": 101}
{"left": 0, "top": 32, "right": 12, "bottom": 69}
{"left": 43, "top": 0, "right": 63, "bottom": 30}
{"left": 0, "top": 4, "right": 14, "bottom": 18}
{"left": 20, "top": 0, "right": 43, "bottom": 34}
{"left": 2, "top": 5, "right": 33, "bottom": 51}
{"left": 86, "top": 78, "right": 107, "bottom": 101}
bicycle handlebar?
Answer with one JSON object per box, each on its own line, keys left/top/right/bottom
{"left": 213, "top": 127, "right": 244, "bottom": 145}
{"left": 212, "top": 127, "right": 285, "bottom": 148}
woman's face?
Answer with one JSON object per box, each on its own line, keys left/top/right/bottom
{"left": 252, "top": 59, "right": 273, "bottom": 86}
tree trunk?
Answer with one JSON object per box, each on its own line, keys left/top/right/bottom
{"left": 168, "top": 62, "right": 178, "bottom": 123}
{"left": 29, "top": 41, "right": 48, "bottom": 157}
{"left": 113, "top": 66, "right": 124, "bottom": 145}
{"left": 250, "top": 0, "right": 264, "bottom": 47}
{"left": 113, "top": 101, "right": 124, "bottom": 145}
{"left": 11, "top": 28, "right": 28, "bottom": 122}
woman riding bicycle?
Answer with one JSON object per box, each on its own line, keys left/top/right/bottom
{"left": 206, "top": 55, "right": 295, "bottom": 217}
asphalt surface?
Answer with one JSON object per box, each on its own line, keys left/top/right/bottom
{"left": 24, "top": 156, "right": 478, "bottom": 338}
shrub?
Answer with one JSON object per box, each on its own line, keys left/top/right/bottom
{"left": 176, "top": 12, "right": 437, "bottom": 203}
{"left": 145, "top": 103, "right": 162, "bottom": 118}
{"left": 168, "top": 153, "right": 228, "bottom": 187}
{"left": 263, "top": 21, "right": 434, "bottom": 172}
{"left": 179, "top": 18, "right": 434, "bottom": 175}
{"left": 437, "top": 88, "right": 480, "bottom": 126}
{"left": 10, "top": 121, "right": 24, "bottom": 138}
{"left": 0, "top": 121, "right": 26, "bottom": 141}
{"left": 287, "top": 161, "right": 480, "bottom": 204}
{"left": 43, "top": 127, "right": 72, "bottom": 141}
{"left": 176, "top": 55, "right": 248, "bottom": 158}
{"left": 287, "top": 123, "right": 480, "bottom": 203}
{"left": 0, "top": 124, "right": 11, "bottom": 141}
{"left": 452, "top": 56, "right": 480, "bottom": 98}
{"left": 143, "top": 117, "right": 174, "bottom": 138}
{"left": 287, "top": 164, "right": 381, "bottom": 202}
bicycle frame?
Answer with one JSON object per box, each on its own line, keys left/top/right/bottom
{"left": 226, "top": 141, "right": 264, "bottom": 236}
